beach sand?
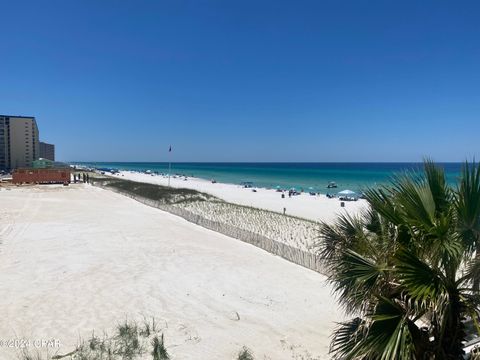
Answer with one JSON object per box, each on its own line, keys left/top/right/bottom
{"left": 0, "top": 184, "right": 343, "bottom": 359}
{"left": 113, "top": 171, "right": 367, "bottom": 222}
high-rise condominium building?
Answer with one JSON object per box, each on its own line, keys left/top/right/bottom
{"left": 0, "top": 115, "right": 39, "bottom": 170}
{"left": 39, "top": 141, "right": 55, "bottom": 161}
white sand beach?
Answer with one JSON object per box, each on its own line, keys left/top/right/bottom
{"left": 113, "top": 171, "right": 367, "bottom": 223}
{"left": 0, "top": 184, "right": 343, "bottom": 359}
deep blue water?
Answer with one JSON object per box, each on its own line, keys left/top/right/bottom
{"left": 71, "top": 162, "right": 464, "bottom": 194}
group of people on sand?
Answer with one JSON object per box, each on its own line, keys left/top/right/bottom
{"left": 71, "top": 173, "right": 90, "bottom": 184}
{"left": 288, "top": 189, "right": 301, "bottom": 197}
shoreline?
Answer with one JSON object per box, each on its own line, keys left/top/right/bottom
{"left": 70, "top": 161, "right": 464, "bottom": 193}
{"left": 109, "top": 170, "right": 368, "bottom": 223}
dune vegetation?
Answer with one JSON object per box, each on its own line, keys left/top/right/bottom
{"left": 90, "top": 176, "right": 320, "bottom": 254}
{"left": 18, "top": 319, "right": 260, "bottom": 360}
{"left": 175, "top": 200, "right": 318, "bottom": 252}
{"left": 90, "top": 176, "right": 216, "bottom": 205}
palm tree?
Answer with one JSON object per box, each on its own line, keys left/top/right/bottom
{"left": 317, "top": 160, "right": 480, "bottom": 359}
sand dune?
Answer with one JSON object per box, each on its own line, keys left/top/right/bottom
{"left": 113, "top": 171, "right": 367, "bottom": 223}
{"left": 0, "top": 184, "right": 343, "bottom": 359}
{"left": 175, "top": 200, "right": 319, "bottom": 252}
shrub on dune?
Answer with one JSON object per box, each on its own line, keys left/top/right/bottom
{"left": 151, "top": 334, "right": 169, "bottom": 360}
{"left": 237, "top": 346, "right": 254, "bottom": 360}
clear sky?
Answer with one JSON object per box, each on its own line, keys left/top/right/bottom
{"left": 1, "top": 1, "right": 479, "bottom": 162}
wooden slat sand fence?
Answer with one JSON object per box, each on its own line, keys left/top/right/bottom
{"left": 91, "top": 182, "right": 327, "bottom": 275}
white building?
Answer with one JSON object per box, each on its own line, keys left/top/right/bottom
{"left": 0, "top": 115, "right": 39, "bottom": 170}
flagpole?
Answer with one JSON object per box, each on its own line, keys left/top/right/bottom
{"left": 168, "top": 145, "right": 171, "bottom": 187}
{"left": 168, "top": 161, "right": 171, "bottom": 187}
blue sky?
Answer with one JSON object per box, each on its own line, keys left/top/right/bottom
{"left": 1, "top": 0, "right": 479, "bottom": 162}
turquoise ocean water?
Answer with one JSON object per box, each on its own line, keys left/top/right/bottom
{"left": 72, "top": 162, "right": 463, "bottom": 194}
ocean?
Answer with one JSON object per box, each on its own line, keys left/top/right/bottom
{"left": 71, "top": 162, "right": 464, "bottom": 194}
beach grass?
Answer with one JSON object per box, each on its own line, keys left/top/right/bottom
{"left": 90, "top": 174, "right": 315, "bottom": 221}
{"left": 87, "top": 175, "right": 326, "bottom": 272}
{"left": 90, "top": 175, "right": 319, "bottom": 251}
{"left": 237, "top": 346, "right": 254, "bottom": 360}
{"left": 176, "top": 200, "right": 319, "bottom": 252}
{"left": 151, "top": 334, "right": 169, "bottom": 360}
{"left": 17, "top": 319, "right": 258, "bottom": 360}
{"left": 19, "top": 319, "right": 168, "bottom": 360}
{"left": 90, "top": 175, "right": 216, "bottom": 204}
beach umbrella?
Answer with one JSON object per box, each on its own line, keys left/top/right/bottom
{"left": 338, "top": 189, "right": 356, "bottom": 195}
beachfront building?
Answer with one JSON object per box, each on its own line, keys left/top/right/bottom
{"left": 39, "top": 141, "right": 55, "bottom": 161}
{"left": 0, "top": 115, "right": 39, "bottom": 170}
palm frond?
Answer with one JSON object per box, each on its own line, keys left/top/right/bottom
{"left": 316, "top": 212, "right": 369, "bottom": 264}
{"left": 329, "top": 249, "right": 386, "bottom": 314}
{"left": 369, "top": 297, "right": 418, "bottom": 360}
{"left": 423, "top": 159, "right": 451, "bottom": 214}
{"left": 390, "top": 173, "right": 436, "bottom": 230}
{"left": 458, "top": 257, "right": 480, "bottom": 288}
{"left": 331, "top": 298, "right": 418, "bottom": 360}
{"left": 330, "top": 317, "right": 367, "bottom": 359}
{"left": 364, "top": 187, "right": 403, "bottom": 226}
{"left": 362, "top": 207, "right": 382, "bottom": 235}
{"left": 360, "top": 207, "right": 400, "bottom": 261}
{"left": 394, "top": 248, "right": 447, "bottom": 306}
{"left": 321, "top": 159, "right": 477, "bottom": 359}
{"left": 455, "top": 161, "right": 480, "bottom": 252}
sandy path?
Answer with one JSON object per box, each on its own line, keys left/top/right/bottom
{"left": 0, "top": 185, "right": 341, "bottom": 359}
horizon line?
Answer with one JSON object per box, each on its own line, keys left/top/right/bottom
{"left": 66, "top": 160, "right": 470, "bottom": 164}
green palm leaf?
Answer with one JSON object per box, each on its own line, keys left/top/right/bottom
{"left": 329, "top": 249, "right": 386, "bottom": 314}
{"left": 456, "top": 161, "right": 480, "bottom": 252}
{"left": 318, "top": 160, "right": 479, "bottom": 359}
{"left": 331, "top": 298, "right": 418, "bottom": 360}
{"left": 394, "top": 248, "right": 447, "bottom": 304}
